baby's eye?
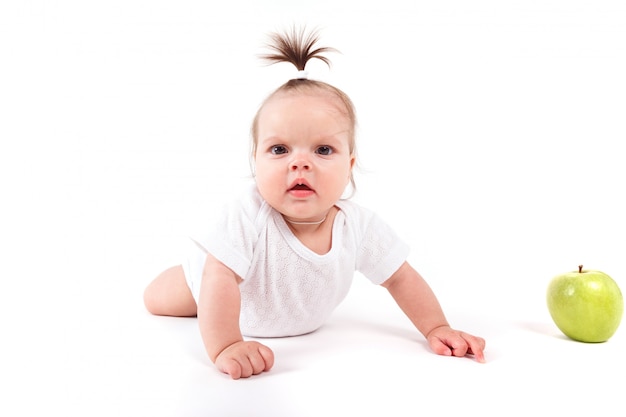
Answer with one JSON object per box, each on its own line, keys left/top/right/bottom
{"left": 270, "top": 145, "right": 288, "bottom": 155}
{"left": 316, "top": 146, "right": 333, "bottom": 156}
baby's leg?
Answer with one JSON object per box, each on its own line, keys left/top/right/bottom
{"left": 143, "top": 265, "right": 197, "bottom": 317}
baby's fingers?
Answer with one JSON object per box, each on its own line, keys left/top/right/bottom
{"left": 428, "top": 337, "right": 454, "bottom": 357}
{"left": 218, "top": 357, "right": 244, "bottom": 379}
{"left": 215, "top": 341, "right": 275, "bottom": 379}
{"left": 258, "top": 344, "right": 275, "bottom": 371}
{"left": 248, "top": 346, "right": 273, "bottom": 376}
{"left": 427, "top": 330, "right": 486, "bottom": 363}
{"left": 463, "top": 334, "right": 486, "bottom": 363}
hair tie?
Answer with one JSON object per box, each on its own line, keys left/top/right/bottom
{"left": 294, "top": 70, "right": 309, "bottom": 80}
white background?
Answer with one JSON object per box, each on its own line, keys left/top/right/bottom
{"left": 1, "top": 1, "right": 625, "bottom": 416}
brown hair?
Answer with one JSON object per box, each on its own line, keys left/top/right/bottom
{"left": 250, "top": 27, "right": 358, "bottom": 192}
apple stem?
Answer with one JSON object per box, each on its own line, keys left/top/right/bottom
{"left": 579, "top": 265, "right": 583, "bottom": 273}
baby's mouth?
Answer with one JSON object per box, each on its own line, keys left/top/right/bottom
{"left": 291, "top": 184, "right": 312, "bottom": 191}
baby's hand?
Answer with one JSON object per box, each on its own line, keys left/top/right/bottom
{"left": 426, "top": 326, "right": 486, "bottom": 363}
{"left": 215, "top": 341, "right": 275, "bottom": 379}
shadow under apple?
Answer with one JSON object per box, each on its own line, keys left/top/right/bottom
{"left": 515, "top": 320, "right": 571, "bottom": 340}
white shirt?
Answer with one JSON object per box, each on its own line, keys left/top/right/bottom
{"left": 183, "top": 184, "right": 410, "bottom": 337}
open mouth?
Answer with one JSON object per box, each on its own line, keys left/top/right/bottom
{"left": 288, "top": 181, "right": 315, "bottom": 197}
{"left": 291, "top": 183, "right": 312, "bottom": 191}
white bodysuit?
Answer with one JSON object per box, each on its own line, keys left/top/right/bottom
{"left": 182, "top": 184, "right": 410, "bottom": 338}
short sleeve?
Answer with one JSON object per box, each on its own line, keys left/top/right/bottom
{"left": 354, "top": 211, "right": 410, "bottom": 285}
{"left": 192, "top": 185, "right": 265, "bottom": 280}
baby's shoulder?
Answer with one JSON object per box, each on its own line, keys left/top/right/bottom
{"left": 214, "top": 182, "right": 272, "bottom": 230}
{"left": 335, "top": 198, "right": 375, "bottom": 222}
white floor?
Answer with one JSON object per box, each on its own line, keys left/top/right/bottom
{"left": 3, "top": 227, "right": 625, "bottom": 416}
{"left": 2, "top": 1, "right": 626, "bottom": 416}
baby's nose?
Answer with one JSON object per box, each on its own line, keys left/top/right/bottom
{"left": 290, "top": 158, "right": 311, "bottom": 171}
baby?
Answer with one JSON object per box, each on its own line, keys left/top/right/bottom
{"left": 144, "top": 27, "right": 486, "bottom": 379}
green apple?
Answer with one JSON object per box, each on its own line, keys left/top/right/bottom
{"left": 547, "top": 265, "right": 623, "bottom": 342}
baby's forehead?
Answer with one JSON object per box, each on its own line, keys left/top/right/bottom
{"left": 262, "top": 96, "right": 348, "bottom": 128}
{"left": 270, "top": 88, "right": 336, "bottom": 103}
{"left": 262, "top": 95, "right": 350, "bottom": 129}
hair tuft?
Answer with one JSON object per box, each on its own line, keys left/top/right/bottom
{"left": 260, "top": 26, "right": 337, "bottom": 71}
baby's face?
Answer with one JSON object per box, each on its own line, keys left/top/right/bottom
{"left": 254, "top": 91, "right": 355, "bottom": 223}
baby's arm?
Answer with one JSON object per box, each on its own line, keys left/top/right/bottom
{"left": 381, "top": 261, "right": 486, "bottom": 363}
{"left": 198, "top": 253, "right": 274, "bottom": 379}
